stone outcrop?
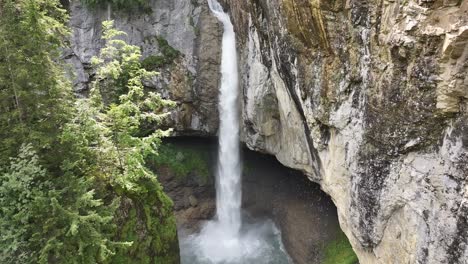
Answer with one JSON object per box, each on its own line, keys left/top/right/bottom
{"left": 67, "top": 0, "right": 468, "bottom": 263}
{"left": 65, "top": 0, "right": 222, "bottom": 135}
{"left": 157, "top": 166, "right": 216, "bottom": 231}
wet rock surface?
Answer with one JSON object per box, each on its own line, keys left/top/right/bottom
{"left": 158, "top": 165, "right": 216, "bottom": 232}
{"left": 241, "top": 150, "right": 341, "bottom": 264}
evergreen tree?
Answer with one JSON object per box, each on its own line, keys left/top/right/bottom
{"left": 0, "top": 2, "right": 123, "bottom": 262}
{"left": 0, "top": 7, "right": 179, "bottom": 261}
{"left": 0, "top": 145, "right": 127, "bottom": 264}
{"left": 0, "top": 144, "right": 48, "bottom": 263}
{"left": 0, "top": 0, "right": 72, "bottom": 167}
{"left": 84, "top": 21, "right": 178, "bottom": 263}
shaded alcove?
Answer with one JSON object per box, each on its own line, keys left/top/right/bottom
{"left": 156, "top": 137, "right": 353, "bottom": 264}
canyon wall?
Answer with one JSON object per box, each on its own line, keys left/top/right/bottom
{"left": 67, "top": 0, "right": 468, "bottom": 263}
{"left": 221, "top": 0, "right": 468, "bottom": 263}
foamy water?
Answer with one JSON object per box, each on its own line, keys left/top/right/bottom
{"left": 180, "top": 216, "right": 291, "bottom": 264}
{"left": 208, "top": 0, "right": 242, "bottom": 236}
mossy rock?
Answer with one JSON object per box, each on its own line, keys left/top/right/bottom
{"left": 110, "top": 177, "right": 180, "bottom": 264}
{"left": 81, "top": 0, "right": 152, "bottom": 12}
{"left": 141, "top": 55, "right": 168, "bottom": 71}
{"left": 142, "top": 37, "right": 181, "bottom": 71}
{"left": 148, "top": 143, "right": 211, "bottom": 185}
{"left": 323, "top": 231, "right": 359, "bottom": 264}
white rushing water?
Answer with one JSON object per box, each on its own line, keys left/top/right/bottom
{"left": 208, "top": 0, "right": 242, "bottom": 236}
{"left": 179, "top": 1, "right": 291, "bottom": 263}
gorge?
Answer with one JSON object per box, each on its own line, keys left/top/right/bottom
{"left": 62, "top": 0, "right": 468, "bottom": 263}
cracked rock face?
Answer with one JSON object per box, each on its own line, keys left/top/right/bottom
{"left": 220, "top": 0, "right": 468, "bottom": 263}
{"left": 65, "top": 0, "right": 222, "bottom": 135}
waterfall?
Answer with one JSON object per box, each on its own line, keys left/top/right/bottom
{"left": 208, "top": 0, "right": 242, "bottom": 236}
{"left": 179, "top": 2, "right": 291, "bottom": 263}
{"left": 190, "top": 2, "right": 246, "bottom": 261}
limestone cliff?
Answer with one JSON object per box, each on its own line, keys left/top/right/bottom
{"left": 220, "top": 0, "right": 468, "bottom": 263}
{"left": 67, "top": 0, "right": 468, "bottom": 263}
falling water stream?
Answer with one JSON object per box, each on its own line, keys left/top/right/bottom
{"left": 209, "top": 0, "right": 242, "bottom": 236}
{"left": 179, "top": 1, "right": 291, "bottom": 263}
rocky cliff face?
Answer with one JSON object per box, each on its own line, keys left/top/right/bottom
{"left": 220, "top": 0, "right": 468, "bottom": 263}
{"left": 67, "top": 0, "right": 468, "bottom": 263}
{"left": 65, "top": 0, "right": 222, "bottom": 135}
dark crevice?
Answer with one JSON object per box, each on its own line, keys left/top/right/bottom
{"left": 274, "top": 52, "right": 322, "bottom": 179}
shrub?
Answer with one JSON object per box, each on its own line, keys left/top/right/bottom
{"left": 141, "top": 55, "right": 167, "bottom": 71}
{"left": 141, "top": 37, "right": 180, "bottom": 71}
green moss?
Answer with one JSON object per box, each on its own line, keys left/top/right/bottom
{"left": 142, "top": 37, "right": 181, "bottom": 71}
{"left": 188, "top": 17, "right": 200, "bottom": 36}
{"left": 148, "top": 143, "right": 211, "bottom": 185}
{"left": 110, "top": 177, "right": 179, "bottom": 264}
{"left": 141, "top": 55, "right": 167, "bottom": 71}
{"left": 323, "top": 231, "right": 359, "bottom": 264}
{"left": 156, "top": 37, "right": 180, "bottom": 64}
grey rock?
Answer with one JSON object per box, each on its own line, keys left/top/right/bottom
{"left": 66, "top": 0, "right": 221, "bottom": 135}
{"left": 188, "top": 195, "right": 198, "bottom": 207}
{"left": 222, "top": 0, "right": 468, "bottom": 263}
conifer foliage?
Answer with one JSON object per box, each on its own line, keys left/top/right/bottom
{"left": 0, "top": 1, "right": 178, "bottom": 263}
{"left": 0, "top": 0, "right": 72, "bottom": 166}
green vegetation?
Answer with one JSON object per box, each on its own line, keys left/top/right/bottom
{"left": 323, "top": 231, "right": 359, "bottom": 264}
{"left": 0, "top": 144, "right": 125, "bottom": 264}
{"left": 149, "top": 144, "right": 211, "bottom": 184}
{"left": 142, "top": 37, "right": 180, "bottom": 71}
{"left": 87, "top": 20, "right": 178, "bottom": 263}
{"left": 0, "top": 0, "right": 72, "bottom": 166}
{"left": 189, "top": 16, "right": 200, "bottom": 36}
{"left": 0, "top": 0, "right": 178, "bottom": 262}
{"left": 141, "top": 55, "right": 167, "bottom": 70}
{"left": 157, "top": 37, "right": 180, "bottom": 61}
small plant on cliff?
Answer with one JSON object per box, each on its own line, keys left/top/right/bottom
{"left": 141, "top": 37, "right": 181, "bottom": 71}
{"left": 323, "top": 231, "right": 359, "bottom": 264}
